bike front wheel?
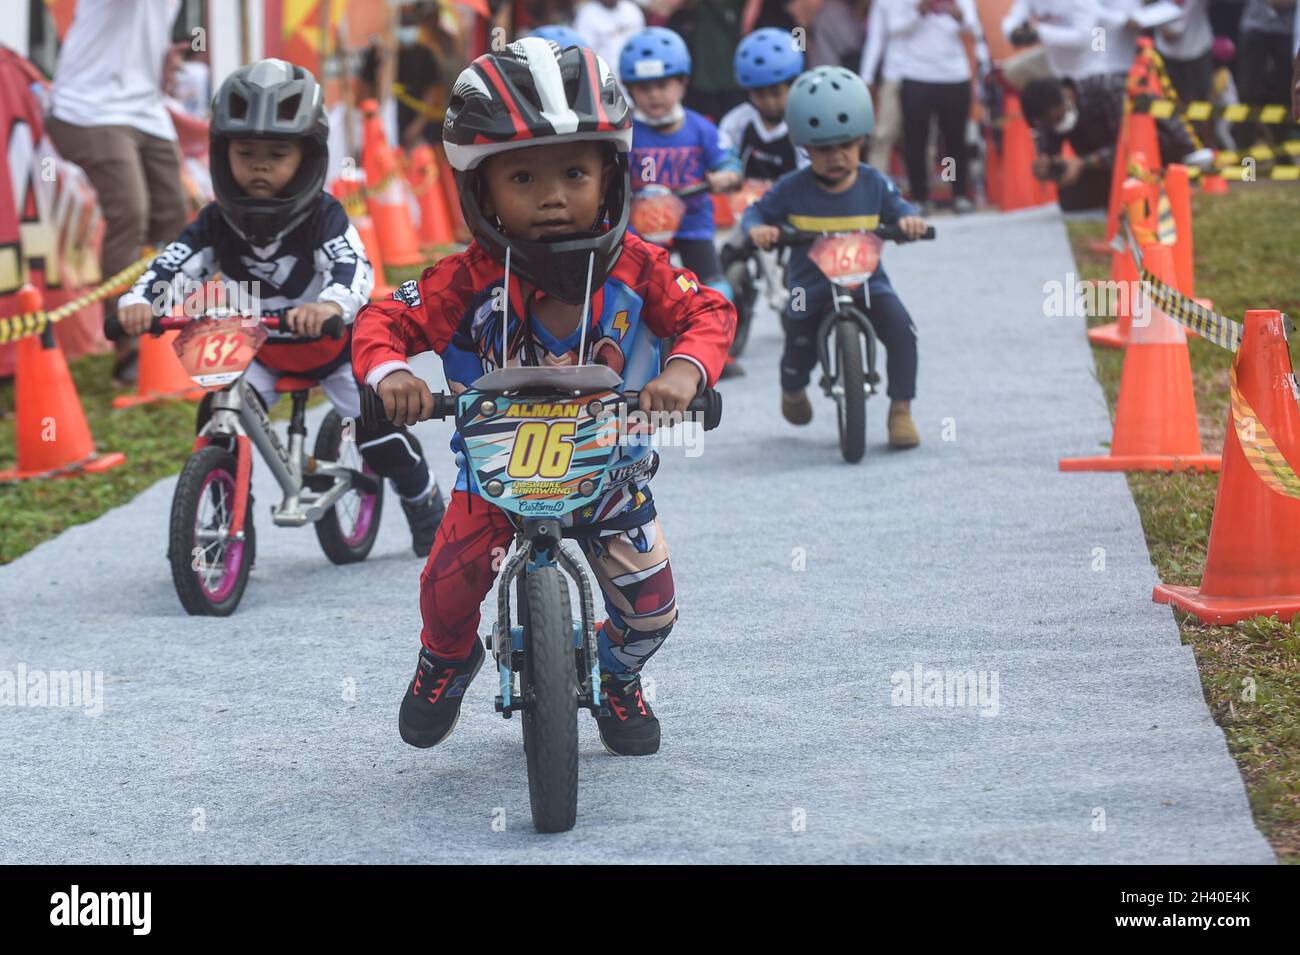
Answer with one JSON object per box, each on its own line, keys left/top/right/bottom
{"left": 169, "top": 445, "right": 254, "bottom": 616}
{"left": 834, "top": 318, "right": 868, "bottom": 464}
{"left": 521, "top": 567, "right": 579, "bottom": 833}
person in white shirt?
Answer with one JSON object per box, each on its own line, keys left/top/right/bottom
{"left": 861, "top": 0, "right": 905, "bottom": 174}
{"left": 1093, "top": 0, "right": 1140, "bottom": 78}
{"left": 45, "top": 0, "right": 188, "bottom": 386}
{"left": 1156, "top": 0, "right": 1214, "bottom": 103}
{"left": 888, "top": 0, "right": 989, "bottom": 212}
{"left": 1002, "top": 0, "right": 1106, "bottom": 80}
{"left": 574, "top": 0, "right": 646, "bottom": 81}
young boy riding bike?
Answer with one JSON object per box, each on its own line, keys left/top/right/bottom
{"left": 619, "top": 27, "right": 741, "bottom": 304}
{"left": 741, "top": 66, "right": 928, "bottom": 449}
{"left": 717, "top": 27, "right": 807, "bottom": 279}
{"left": 117, "top": 59, "right": 445, "bottom": 555}
{"left": 352, "top": 38, "right": 734, "bottom": 756}
{"left": 718, "top": 28, "right": 808, "bottom": 183}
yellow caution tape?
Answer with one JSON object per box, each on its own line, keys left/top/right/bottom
{"left": 1130, "top": 93, "right": 1300, "bottom": 127}
{"left": 1230, "top": 361, "right": 1300, "bottom": 500}
{"left": 0, "top": 254, "right": 152, "bottom": 345}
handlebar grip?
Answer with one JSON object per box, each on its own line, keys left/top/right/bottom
{"left": 360, "top": 385, "right": 457, "bottom": 427}
{"left": 690, "top": 388, "right": 723, "bottom": 431}
{"left": 104, "top": 313, "right": 164, "bottom": 341}
{"left": 321, "top": 315, "right": 345, "bottom": 340}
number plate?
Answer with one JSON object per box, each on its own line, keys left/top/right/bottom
{"left": 456, "top": 390, "right": 622, "bottom": 517}
{"left": 172, "top": 316, "right": 268, "bottom": 386}
{"left": 808, "top": 232, "right": 882, "bottom": 289}
{"left": 630, "top": 186, "right": 687, "bottom": 245}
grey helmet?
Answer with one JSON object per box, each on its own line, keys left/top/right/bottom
{"left": 210, "top": 58, "right": 329, "bottom": 245}
{"left": 785, "top": 66, "right": 874, "bottom": 147}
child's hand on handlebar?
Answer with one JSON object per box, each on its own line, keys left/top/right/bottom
{"left": 285, "top": 301, "right": 342, "bottom": 337}
{"left": 377, "top": 369, "right": 434, "bottom": 426}
{"left": 639, "top": 359, "right": 702, "bottom": 415}
{"left": 118, "top": 302, "right": 155, "bottom": 336}
{"left": 707, "top": 169, "right": 741, "bottom": 193}
{"left": 897, "top": 216, "right": 929, "bottom": 240}
{"left": 749, "top": 224, "right": 780, "bottom": 250}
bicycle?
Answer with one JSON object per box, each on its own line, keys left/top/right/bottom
{"left": 107, "top": 309, "right": 383, "bottom": 615}
{"left": 769, "top": 223, "right": 935, "bottom": 463}
{"left": 363, "top": 363, "right": 722, "bottom": 832}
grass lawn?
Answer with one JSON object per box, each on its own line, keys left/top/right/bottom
{"left": 1066, "top": 180, "right": 1300, "bottom": 863}
{"left": 0, "top": 259, "right": 451, "bottom": 565}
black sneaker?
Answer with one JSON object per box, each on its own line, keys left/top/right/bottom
{"left": 597, "top": 673, "right": 660, "bottom": 756}
{"left": 401, "top": 487, "right": 445, "bottom": 557}
{"left": 398, "top": 639, "right": 485, "bottom": 748}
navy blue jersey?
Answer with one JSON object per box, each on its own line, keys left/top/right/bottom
{"left": 740, "top": 163, "right": 917, "bottom": 319}
{"left": 120, "top": 193, "right": 373, "bottom": 372}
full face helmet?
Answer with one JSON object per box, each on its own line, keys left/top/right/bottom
{"left": 210, "top": 58, "right": 329, "bottom": 246}
{"left": 442, "top": 37, "right": 634, "bottom": 306}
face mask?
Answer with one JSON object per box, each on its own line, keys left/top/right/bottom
{"left": 633, "top": 103, "right": 685, "bottom": 128}
{"left": 1053, "top": 106, "right": 1078, "bottom": 135}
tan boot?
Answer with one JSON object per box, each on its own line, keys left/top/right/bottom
{"left": 888, "top": 406, "right": 920, "bottom": 449}
{"left": 781, "top": 389, "right": 813, "bottom": 425}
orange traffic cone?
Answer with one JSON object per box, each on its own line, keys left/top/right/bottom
{"left": 332, "top": 171, "right": 396, "bottom": 299}
{"left": 1201, "top": 173, "right": 1229, "bottom": 195}
{"left": 436, "top": 147, "right": 470, "bottom": 243}
{"left": 984, "top": 128, "right": 1002, "bottom": 206}
{"left": 1165, "top": 163, "right": 1196, "bottom": 297}
{"left": 1061, "top": 242, "right": 1220, "bottom": 472}
{"left": 1154, "top": 309, "right": 1300, "bottom": 623}
{"left": 407, "top": 143, "right": 455, "bottom": 248}
{"left": 0, "top": 286, "right": 126, "bottom": 481}
{"left": 998, "top": 94, "right": 1048, "bottom": 212}
{"left": 712, "top": 192, "right": 734, "bottom": 229}
{"left": 359, "top": 99, "right": 424, "bottom": 267}
{"left": 111, "top": 329, "right": 207, "bottom": 408}
{"left": 1090, "top": 170, "right": 1155, "bottom": 349}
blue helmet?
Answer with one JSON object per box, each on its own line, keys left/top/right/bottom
{"left": 734, "top": 28, "right": 804, "bottom": 89}
{"left": 619, "top": 27, "right": 691, "bottom": 84}
{"left": 530, "top": 24, "right": 585, "bottom": 50}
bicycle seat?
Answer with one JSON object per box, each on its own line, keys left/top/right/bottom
{"left": 273, "top": 375, "right": 320, "bottom": 394}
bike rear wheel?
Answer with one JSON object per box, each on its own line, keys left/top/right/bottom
{"left": 521, "top": 567, "right": 579, "bottom": 833}
{"left": 313, "top": 410, "right": 384, "bottom": 564}
{"left": 169, "top": 445, "right": 253, "bottom": 616}
{"left": 834, "top": 318, "right": 868, "bottom": 464}
{"left": 725, "top": 259, "right": 757, "bottom": 357}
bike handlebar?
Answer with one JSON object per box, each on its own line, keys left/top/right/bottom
{"left": 361, "top": 384, "right": 723, "bottom": 431}
{"left": 766, "top": 223, "right": 936, "bottom": 248}
{"left": 104, "top": 311, "right": 345, "bottom": 342}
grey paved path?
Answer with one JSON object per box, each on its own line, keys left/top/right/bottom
{"left": 0, "top": 205, "right": 1273, "bottom": 863}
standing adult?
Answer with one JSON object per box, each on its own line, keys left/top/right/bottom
{"left": 45, "top": 0, "right": 188, "bottom": 386}
{"left": 1156, "top": 0, "right": 1215, "bottom": 104}
{"left": 891, "top": 0, "right": 987, "bottom": 213}
{"left": 1094, "top": 0, "right": 1141, "bottom": 79}
{"left": 666, "top": 0, "right": 750, "bottom": 121}
{"left": 574, "top": 0, "right": 646, "bottom": 75}
{"left": 1001, "top": 0, "right": 1104, "bottom": 80}
{"left": 1237, "top": 0, "right": 1297, "bottom": 144}
{"left": 862, "top": 0, "right": 906, "bottom": 175}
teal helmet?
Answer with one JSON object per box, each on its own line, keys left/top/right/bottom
{"left": 785, "top": 66, "right": 874, "bottom": 147}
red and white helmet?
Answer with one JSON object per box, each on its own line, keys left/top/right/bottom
{"left": 442, "top": 38, "right": 634, "bottom": 305}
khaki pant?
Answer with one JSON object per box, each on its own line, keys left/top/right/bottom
{"left": 45, "top": 117, "right": 188, "bottom": 324}
{"left": 869, "top": 80, "right": 902, "bottom": 173}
